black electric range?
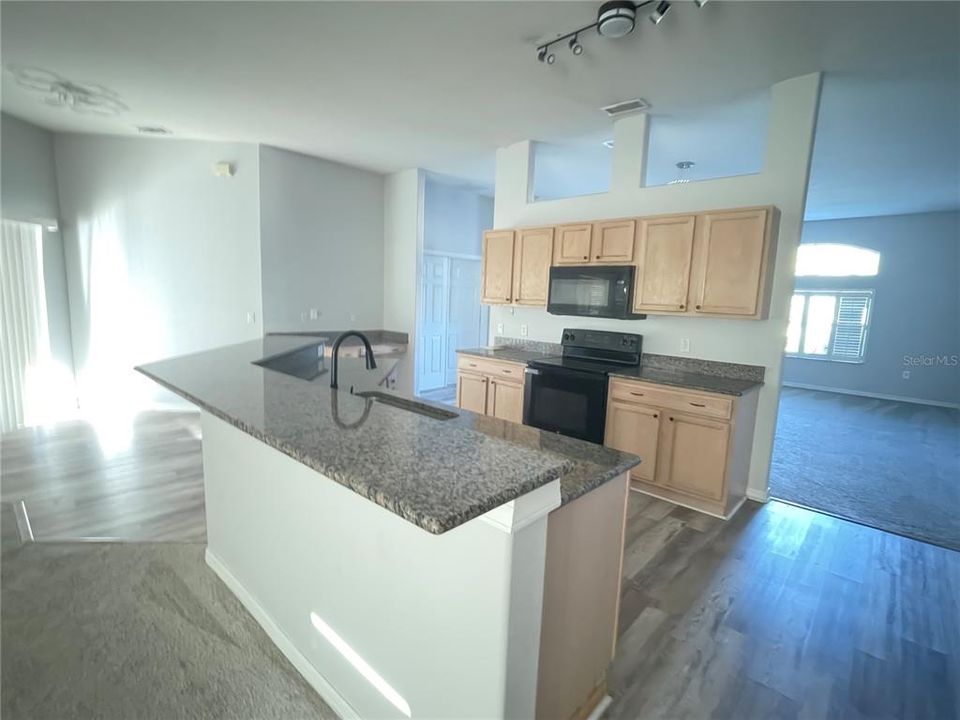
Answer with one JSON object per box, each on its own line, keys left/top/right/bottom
{"left": 523, "top": 329, "right": 642, "bottom": 444}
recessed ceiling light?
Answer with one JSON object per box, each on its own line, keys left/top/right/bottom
{"left": 137, "top": 125, "right": 172, "bottom": 136}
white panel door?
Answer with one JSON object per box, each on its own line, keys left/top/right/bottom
{"left": 447, "top": 258, "right": 484, "bottom": 386}
{"left": 417, "top": 254, "right": 448, "bottom": 392}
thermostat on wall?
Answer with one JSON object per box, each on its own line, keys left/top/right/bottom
{"left": 213, "top": 162, "right": 236, "bottom": 177}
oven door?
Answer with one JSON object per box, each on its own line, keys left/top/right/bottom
{"left": 523, "top": 366, "right": 608, "bottom": 444}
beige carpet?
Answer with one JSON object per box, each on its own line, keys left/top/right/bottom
{"left": 1, "top": 516, "right": 338, "bottom": 720}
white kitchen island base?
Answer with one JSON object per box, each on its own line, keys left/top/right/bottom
{"left": 200, "top": 410, "right": 628, "bottom": 719}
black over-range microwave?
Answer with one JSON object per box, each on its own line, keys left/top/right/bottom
{"left": 546, "top": 265, "right": 646, "bottom": 320}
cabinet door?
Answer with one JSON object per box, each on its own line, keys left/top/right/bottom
{"left": 633, "top": 215, "right": 696, "bottom": 313}
{"left": 487, "top": 379, "right": 524, "bottom": 424}
{"left": 457, "top": 372, "right": 488, "bottom": 415}
{"left": 603, "top": 399, "right": 661, "bottom": 484}
{"left": 591, "top": 220, "right": 636, "bottom": 263}
{"left": 659, "top": 412, "right": 730, "bottom": 501}
{"left": 513, "top": 227, "right": 554, "bottom": 305}
{"left": 690, "top": 209, "right": 769, "bottom": 316}
{"left": 554, "top": 224, "right": 592, "bottom": 265}
{"left": 481, "top": 230, "right": 516, "bottom": 304}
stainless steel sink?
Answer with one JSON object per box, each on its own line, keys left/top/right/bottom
{"left": 354, "top": 391, "right": 458, "bottom": 420}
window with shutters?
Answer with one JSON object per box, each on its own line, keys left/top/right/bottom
{"left": 785, "top": 291, "right": 873, "bottom": 362}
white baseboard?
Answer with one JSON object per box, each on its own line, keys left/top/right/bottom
{"left": 204, "top": 549, "right": 358, "bottom": 720}
{"left": 781, "top": 382, "right": 959, "bottom": 409}
{"left": 746, "top": 488, "right": 769, "bottom": 503}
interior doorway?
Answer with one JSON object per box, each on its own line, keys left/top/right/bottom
{"left": 414, "top": 174, "right": 493, "bottom": 404}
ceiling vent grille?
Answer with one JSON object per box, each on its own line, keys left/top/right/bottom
{"left": 601, "top": 98, "right": 650, "bottom": 117}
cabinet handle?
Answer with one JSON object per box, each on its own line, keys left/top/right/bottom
{"left": 469, "top": 363, "right": 477, "bottom": 367}
{"left": 582, "top": 255, "right": 588, "bottom": 260}
{"left": 630, "top": 392, "right": 644, "bottom": 397}
{"left": 689, "top": 402, "right": 706, "bottom": 407}
{"left": 695, "top": 304, "right": 702, "bottom": 310}
{"left": 595, "top": 255, "right": 601, "bottom": 259}
{"left": 679, "top": 304, "right": 685, "bottom": 310}
{"left": 653, "top": 413, "right": 659, "bottom": 418}
{"left": 668, "top": 417, "right": 674, "bottom": 422}
{"left": 505, "top": 297, "right": 510, "bottom": 301}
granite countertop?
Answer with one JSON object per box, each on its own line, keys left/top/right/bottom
{"left": 137, "top": 335, "right": 639, "bottom": 535}
{"left": 461, "top": 346, "right": 763, "bottom": 396}
{"left": 457, "top": 346, "right": 554, "bottom": 364}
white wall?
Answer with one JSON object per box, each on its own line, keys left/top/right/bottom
{"left": 54, "top": 134, "right": 263, "bottom": 410}
{"left": 1, "top": 113, "right": 74, "bottom": 379}
{"left": 783, "top": 211, "right": 960, "bottom": 405}
{"left": 423, "top": 175, "right": 492, "bottom": 256}
{"left": 259, "top": 146, "right": 385, "bottom": 332}
{"left": 383, "top": 169, "right": 423, "bottom": 395}
{"left": 491, "top": 74, "right": 823, "bottom": 498}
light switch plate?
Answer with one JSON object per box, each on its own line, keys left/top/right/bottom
{"left": 680, "top": 338, "right": 691, "bottom": 353}
{"left": 520, "top": 324, "right": 528, "bottom": 337}
{"left": 246, "top": 311, "right": 256, "bottom": 325}
{"left": 309, "top": 308, "right": 320, "bottom": 320}
{"left": 496, "top": 323, "right": 504, "bottom": 334}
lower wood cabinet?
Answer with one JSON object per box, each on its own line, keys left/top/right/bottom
{"left": 456, "top": 354, "right": 526, "bottom": 424}
{"left": 604, "top": 378, "right": 759, "bottom": 518}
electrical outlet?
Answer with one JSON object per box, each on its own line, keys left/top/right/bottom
{"left": 496, "top": 323, "right": 504, "bottom": 335}
{"left": 520, "top": 324, "right": 528, "bottom": 337}
{"left": 680, "top": 338, "right": 691, "bottom": 353}
{"left": 246, "top": 311, "right": 256, "bottom": 325}
{"left": 309, "top": 308, "right": 320, "bottom": 320}
{"left": 350, "top": 313, "right": 357, "bottom": 322}
{"left": 902, "top": 370, "right": 911, "bottom": 379}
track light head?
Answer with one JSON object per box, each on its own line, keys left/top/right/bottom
{"left": 694, "top": 0, "right": 709, "bottom": 7}
{"left": 649, "top": 1, "right": 671, "bottom": 25}
{"left": 537, "top": 47, "right": 548, "bottom": 62}
{"left": 569, "top": 35, "right": 584, "bottom": 55}
{"left": 597, "top": 0, "right": 637, "bottom": 38}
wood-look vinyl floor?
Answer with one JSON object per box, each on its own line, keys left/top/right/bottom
{"left": 608, "top": 492, "right": 960, "bottom": 720}
{"left": 2, "top": 413, "right": 958, "bottom": 719}
{"left": 0, "top": 411, "right": 205, "bottom": 541}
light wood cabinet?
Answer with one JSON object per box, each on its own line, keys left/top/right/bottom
{"left": 481, "top": 230, "right": 515, "bottom": 304}
{"left": 456, "top": 372, "right": 489, "bottom": 415}
{"left": 604, "top": 377, "right": 759, "bottom": 518}
{"left": 633, "top": 215, "right": 696, "bottom": 313}
{"left": 554, "top": 223, "right": 593, "bottom": 264}
{"left": 456, "top": 354, "right": 526, "bottom": 424}
{"left": 487, "top": 378, "right": 524, "bottom": 424}
{"left": 513, "top": 227, "right": 554, "bottom": 305}
{"left": 591, "top": 220, "right": 636, "bottom": 263}
{"left": 659, "top": 412, "right": 729, "bottom": 501}
{"left": 604, "top": 399, "right": 661, "bottom": 484}
{"left": 689, "top": 208, "right": 773, "bottom": 318}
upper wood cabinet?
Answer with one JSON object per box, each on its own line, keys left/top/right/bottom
{"left": 554, "top": 224, "right": 592, "bottom": 264}
{"left": 689, "top": 208, "right": 774, "bottom": 318}
{"left": 513, "top": 227, "right": 554, "bottom": 305}
{"left": 481, "top": 230, "right": 516, "bottom": 304}
{"left": 591, "top": 220, "right": 636, "bottom": 264}
{"left": 633, "top": 215, "right": 696, "bottom": 314}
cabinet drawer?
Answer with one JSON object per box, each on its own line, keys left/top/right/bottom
{"left": 609, "top": 378, "right": 733, "bottom": 420}
{"left": 457, "top": 355, "right": 526, "bottom": 382}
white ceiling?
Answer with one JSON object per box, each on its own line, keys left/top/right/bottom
{"left": 2, "top": 1, "right": 958, "bottom": 220}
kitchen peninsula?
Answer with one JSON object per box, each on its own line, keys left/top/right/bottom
{"left": 137, "top": 333, "right": 639, "bottom": 720}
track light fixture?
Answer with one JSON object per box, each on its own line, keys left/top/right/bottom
{"left": 649, "top": 1, "right": 671, "bottom": 25}
{"left": 535, "top": 0, "right": 708, "bottom": 66}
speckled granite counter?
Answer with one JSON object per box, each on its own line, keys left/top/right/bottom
{"left": 137, "top": 335, "right": 639, "bottom": 534}
{"left": 460, "top": 345, "right": 763, "bottom": 396}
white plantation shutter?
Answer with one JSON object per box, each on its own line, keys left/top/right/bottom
{"left": 832, "top": 294, "right": 871, "bottom": 359}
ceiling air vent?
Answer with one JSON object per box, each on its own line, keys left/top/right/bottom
{"left": 601, "top": 98, "right": 650, "bottom": 117}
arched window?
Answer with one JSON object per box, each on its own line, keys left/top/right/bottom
{"left": 795, "top": 244, "right": 880, "bottom": 277}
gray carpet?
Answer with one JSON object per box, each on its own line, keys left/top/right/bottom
{"left": 770, "top": 387, "right": 960, "bottom": 551}
{"left": 1, "top": 523, "right": 338, "bottom": 720}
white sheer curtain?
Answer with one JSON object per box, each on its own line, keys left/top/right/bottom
{"left": 0, "top": 219, "right": 50, "bottom": 432}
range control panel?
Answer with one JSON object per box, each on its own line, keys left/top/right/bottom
{"left": 561, "top": 328, "right": 642, "bottom": 354}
